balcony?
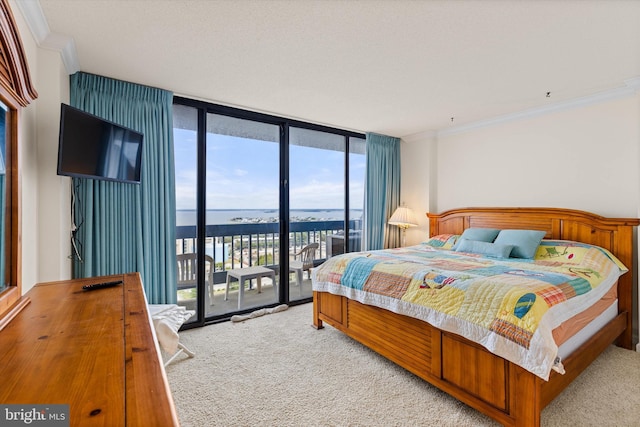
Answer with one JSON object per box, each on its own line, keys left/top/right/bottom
{"left": 175, "top": 220, "right": 361, "bottom": 317}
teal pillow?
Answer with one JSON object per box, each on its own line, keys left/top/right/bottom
{"left": 454, "top": 238, "right": 513, "bottom": 258}
{"left": 451, "top": 228, "right": 500, "bottom": 250}
{"left": 493, "top": 229, "right": 546, "bottom": 259}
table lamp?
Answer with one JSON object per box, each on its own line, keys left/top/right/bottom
{"left": 388, "top": 206, "right": 418, "bottom": 247}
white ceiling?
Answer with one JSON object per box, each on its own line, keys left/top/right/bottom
{"left": 24, "top": 0, "right": 640, "bottom": 138}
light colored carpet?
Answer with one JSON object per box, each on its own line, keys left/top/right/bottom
{"left": 166, "top": 304, "right": 640, "bottom": 427}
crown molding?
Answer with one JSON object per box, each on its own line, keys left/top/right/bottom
{"left": 437, "top": 77, "right": 640, "bottom": 138}
{"left": 400, "top": 77, "right": 640, "bottom": 140}
{"left": 401, "top": 129, "right": 436, "bottom": 143}
{"left": 625, "top": 76, "right": 640, "bottom": 93}
{"left": 14, "top": 0, "right": 79, "bottom": 74}
{"left": 436, "top": 77, "right": 640, "bottom": 138}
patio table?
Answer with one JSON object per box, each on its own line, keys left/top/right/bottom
{"left": 225, "top": 266, "right": 277, "bottom": 309}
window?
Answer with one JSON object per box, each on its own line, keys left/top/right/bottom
{"left": 0, "top": 0, "right": 38, "bottom": 324}
{"left": 173, "top": 97, "right": 365, "bottom": 325}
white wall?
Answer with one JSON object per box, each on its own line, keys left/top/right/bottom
{"left": 400, "top": 132, "right": 437, "bottom": 245}
{"left": 403, "top": 95, "right": 640, "bottom": 223}
{"left": 11, "top": 0, "right": 71, "bottom": 292}
{"left": 35, "top": 48, "right": 70, "bottom": 286}
{"left": 435, "top": 96, "right": 640, "bottom": 218}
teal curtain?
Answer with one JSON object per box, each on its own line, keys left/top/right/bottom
{"left": 363, "top": 132, "right": 401, "bottom": 250}
{"left": 70, "top": 72, "right": 177, "bottom": 304}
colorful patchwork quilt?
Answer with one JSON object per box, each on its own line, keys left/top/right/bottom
{"left": 312, "top": 239, "right": 627, "bottom": 380}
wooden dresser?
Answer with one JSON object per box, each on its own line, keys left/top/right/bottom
{"left": 0, "top": 273, "right": 180, "bottom": 426}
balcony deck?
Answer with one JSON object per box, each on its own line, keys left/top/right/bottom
{"left": 176, "top": 219, "right": 360, "bottom": 320}
{"left": 178, "top": 275, "right": 313, "bottom": 318}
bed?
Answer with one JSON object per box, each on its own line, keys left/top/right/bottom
{"left": 311, "top": 207, "right": 639, "bottom": 427}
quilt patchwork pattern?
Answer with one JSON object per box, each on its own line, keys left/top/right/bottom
{"left": 312, "top": 240, "right": 625, "bottom": 380}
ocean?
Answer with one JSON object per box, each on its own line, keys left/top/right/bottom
{"left": 177, "top": 209, "right": 363, "bottom": 261}
{"left": 176, "top": 209, "right": 363, "bottom": 226}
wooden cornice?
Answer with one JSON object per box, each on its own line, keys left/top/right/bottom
{"left": 0, "top": 0, "right": 37, "bottom": 106}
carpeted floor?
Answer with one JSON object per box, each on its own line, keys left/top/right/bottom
{"left": 166, "top": 303, "right": 640, "bottom": 427}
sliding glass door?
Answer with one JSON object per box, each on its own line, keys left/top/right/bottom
{"left": 287, "top": 129, "right": 365, "bottom": 302}
{"left": 288, "top": 128, "right": 345, "bottom": 302}
{"left": 348, "top": 137, "right": 366, "bottom": 252}
{"left": 205, "top": 113, "right": 281, "bottom": 316}
{"left": 173, "top": 98, "right": 365, "bottom": 325}
{"left": 173, "top": 104, "right": 200, "bottom": 320}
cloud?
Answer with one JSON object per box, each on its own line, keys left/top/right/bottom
{"left": 207, "top": 188, "right": 279, "bottom": 210}
{"left": 175, "top": 169, "right": 197, "bottom": 209}
{"left": 289, "top": 180, "right": 346, "bottom": 209}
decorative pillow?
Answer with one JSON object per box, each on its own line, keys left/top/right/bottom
{"left": 493, "top": 229, "right": 546, "bottom": 259}
{"left": 534, "top": 239, "right": 628, "bottom": 271}
{"left": 424, "top": 234, "right": 459, "bottom": 250}
{"left": 454, "top": 238, "right": 513, "bottom": 258}
{"left": 534, "top": 240, "right": 582, "bottom": 262}
{"left": 451, "top": 227, "right": 501, "bottom": 250}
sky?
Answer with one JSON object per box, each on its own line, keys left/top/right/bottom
{"left": 173, "top": 128, "right": 365, "bottom": 211}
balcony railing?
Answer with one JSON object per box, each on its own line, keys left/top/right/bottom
{"left": 176, "top": 220, "right": 361, "bottom": 285}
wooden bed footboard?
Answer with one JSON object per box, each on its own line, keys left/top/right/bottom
{"left": 313, "top": 291, "right": 628, "bottom": 427}
{"left": 312, "top": 207, "right": 639, "bottom": 427}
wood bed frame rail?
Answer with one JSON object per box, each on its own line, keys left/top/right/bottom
{"left": 313, "top": 207, "right": 639, "bottom": 427}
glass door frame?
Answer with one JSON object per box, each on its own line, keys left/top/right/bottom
{"left": 174, "top": 97, "right": 365, "bottom": 328}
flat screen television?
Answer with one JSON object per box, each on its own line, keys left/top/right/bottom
{"left": 57, "top": 104, "right": 144, "bottom": 184}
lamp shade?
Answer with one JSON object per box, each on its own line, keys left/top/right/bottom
{"left": 388, "top": 206, "right": 418, "bottom": 229}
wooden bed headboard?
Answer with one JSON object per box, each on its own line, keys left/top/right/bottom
{"left": 427, "top": 207, "right": 640, "bottom": 349}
